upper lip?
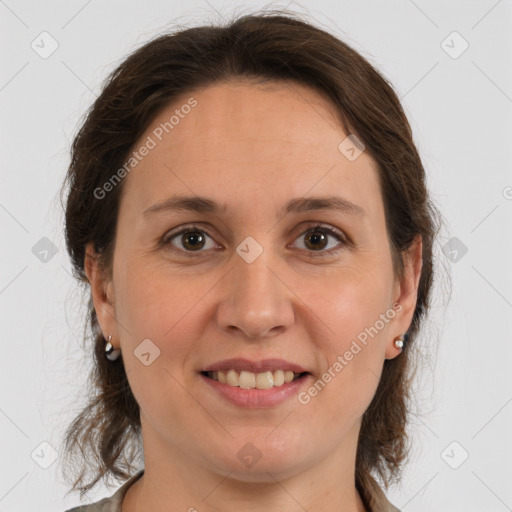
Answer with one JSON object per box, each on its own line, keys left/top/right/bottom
{"left": 201, "top": 358, "right": 310, "bottom": 374}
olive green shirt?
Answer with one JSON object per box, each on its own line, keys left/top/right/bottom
{"left": 65, "top": 469, "right": 400, "bottom": 511}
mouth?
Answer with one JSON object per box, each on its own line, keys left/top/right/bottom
{"left": 200, "top": 369, "right": 309, "bottom": 390}
{"left": 198, "top": 358, "right": 313, "bottom": 407}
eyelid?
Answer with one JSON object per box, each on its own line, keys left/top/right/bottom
{"left": 162, "top": 222, "right": 350, "bottom": 255}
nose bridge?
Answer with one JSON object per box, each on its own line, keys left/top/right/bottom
{"left": 216, "top": 239, "right": 294, "bottom": 338}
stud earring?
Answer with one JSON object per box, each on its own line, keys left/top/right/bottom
{"left": 394, "top": 335, "right": 406, "bottom": 350}
{"left": 105, "top": 334, "right": 121, "bottom": 361}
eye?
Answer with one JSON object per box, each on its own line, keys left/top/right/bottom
{"left": 163, "top": 224, "right": 218, "bottom": 253}
{"left": 162, "top": 223, "right": 348, "bottom": 256}
{"left": 291, "top": 224, "right": 347, "bottom": 255}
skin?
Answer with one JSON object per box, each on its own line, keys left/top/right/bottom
{"left": 85, "top": 79, "right": 422, "bottom": 512}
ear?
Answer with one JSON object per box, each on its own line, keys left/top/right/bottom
{"left": 84, "top": 242, "right": 119, "bottom": 349}
{"left": 385, "top": 234, "right": 423, "bottom": 359}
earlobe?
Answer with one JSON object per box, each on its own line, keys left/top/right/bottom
{"left": 84, "top": 243, "right": 118, "bottom": 348}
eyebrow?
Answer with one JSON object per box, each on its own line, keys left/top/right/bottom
{"left": 141, "top": 195, "right": 366, "bottom": 218}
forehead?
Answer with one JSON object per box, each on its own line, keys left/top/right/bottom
{"left": 119, "top": 79, "right": 383, "bottom": 222}
{"left": 162, "top": 79, "right": 346, "bottom": 159}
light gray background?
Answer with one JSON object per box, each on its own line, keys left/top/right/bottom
{"left": 1, "top": 0, "right": 511, "bottom": 511}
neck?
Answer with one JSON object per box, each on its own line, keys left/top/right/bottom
{"left": 122, "top": 424, "right": 367, "bottom": 512}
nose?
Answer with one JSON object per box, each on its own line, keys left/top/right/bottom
{"left": 215, "top": 249, "right": 295, "bottom": 340}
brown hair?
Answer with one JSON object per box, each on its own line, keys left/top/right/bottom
{"left": 60, "top": 9, "right": 441, "bottom": 500}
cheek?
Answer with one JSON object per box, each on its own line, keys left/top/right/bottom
{"left": 303, "top": 264, "right": 394, "bottom": 412}
{"left": 114, "top": 262, "right": 208, "bottom": 428}
{"left": 312, "top": 362, "right": 381, "bottom": 442}
{"left": 318, "top": 262, "right": 395, "bottom": 344}
{"left": 114, "top": 252, "right": 206, "bottom": 341}
{"left": 112, "top": 257, "right": 214, "bottom": 420}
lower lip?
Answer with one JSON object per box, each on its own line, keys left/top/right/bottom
{"left": 199, "top": 373, "right": 312, "bottom": 408}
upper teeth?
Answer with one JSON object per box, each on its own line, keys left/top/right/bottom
{"left": 207, "top": 369, "right": 301, "bottom": 389}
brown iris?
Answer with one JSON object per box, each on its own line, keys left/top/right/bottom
{"left": 303, "top": 230, "right": 328, "bottom": 251}
{"left": 181, "top": 230, "right": 206, "bottom": 251}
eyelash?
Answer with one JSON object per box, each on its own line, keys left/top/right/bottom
{"left": 161, "top": 223, "right": 349, "bottom": 257}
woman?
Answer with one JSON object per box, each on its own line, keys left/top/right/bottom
{"left": 61, "top": 9, "right": 439, "bottom": 512}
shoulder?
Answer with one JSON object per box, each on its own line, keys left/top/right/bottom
{"left": 64, "top": 496, "right": 116, "bottom": 512}
{"left": 63, "top": 469, "right": 145, "bottom": 512}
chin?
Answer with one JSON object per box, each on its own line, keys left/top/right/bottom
{"left": 203, "top": 436, "right": 311, "bottom": 483}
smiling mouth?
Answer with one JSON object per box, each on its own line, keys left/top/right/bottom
{"left": 201, "top": 369, "right": 309, "bottom": 389}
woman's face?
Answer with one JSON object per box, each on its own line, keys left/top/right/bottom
{"left": 87, "top": 79, "right": 421, "bottom": 481}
